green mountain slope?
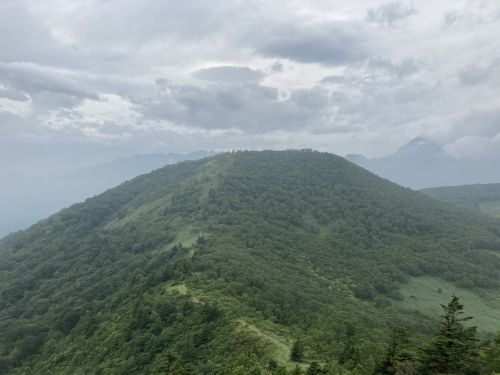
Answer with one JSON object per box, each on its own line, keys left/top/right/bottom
{"left": 1, "top": 150, "right": 500, "bottom": 374}
{"left": 422, "top": 183, "right": 500, "bottom": 218}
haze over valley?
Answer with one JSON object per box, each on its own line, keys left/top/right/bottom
{"left": 0, "top": 151, "right": 213, "bottom": 237}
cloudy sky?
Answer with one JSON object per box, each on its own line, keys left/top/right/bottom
{"left": 1, "top": 0, "right": 500, "bottom": 172}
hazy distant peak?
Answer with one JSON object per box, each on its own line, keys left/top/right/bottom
{"left": 344, "top": 154, "right": 368, "bottom": 163}
{"left": 396, "top": 137, "right": 443, "bottom": 157}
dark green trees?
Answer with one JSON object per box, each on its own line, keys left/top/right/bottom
{"left": 290, "top": 339, "right": 305, "bottom": 362}
{"left": 306, "top": 361, "right": 325, "bottom": 374}
{"left": 419, "top": 295, "right": 479, "bottom": 375}
{"left": 2, "top": 151, "right": 500, "bottom": 374}
{"left": 374, "top": 328, "right": 412, "bottom": 375}
{"left": 481, "top": 333, "right": 500, "bottom": 374}
{"left": 374, "top": 296, "right": 500, "bottom": 375}
{"left": 150, "top": 351, "right": 191, "bottom": 374}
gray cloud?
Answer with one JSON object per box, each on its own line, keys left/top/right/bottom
{"left": 367, "top": 58, "right": 423, "bottom": 77}
{"left": 0, "top": 87, "right": 29, "bottom": 101}
{"left": 138, "top": 80, "right": 336, "bottom": 133}
{"left": 193, "top": 66, "right": 265, "bottom": 83}
{"left": 140, "top": 57, "right": 439, "bottom": 140}
{"left": 270, "top": 62, "right": 284, "bottom": 73}
{"left": 335, "top": 76, "right": 441, "bottom": 133}
{"left": 251, "top": 21, "right": 371, "bottom": 66}
{"left": 458, "top": 61, "right": 500, "bottom": 87}
{"left": 71, "top": 0, "right": 239, "bottom": 45}
{"left": 443, "top": 5, "right": 500, "bottom": 29}
{"left": 0, "top": 0, "right": 499, "bottom": 161}
{"left": 367, "top": 1, "right": 417, "bottom": 26}
{"left": 454, "top": 109, "right": 500, "bottom": 138}
{"left": 459, "top": 65, "right": 490, "bottom": 86}
{"left": 0, "top": 2, "right": 85, "bottom": 69}
{"left": 0, "top": 62, "right": 98, "bottom": 107}
{"left": 320, "top": 75, "right": 346, "bottom": 84}
{"left": 0, "top": 112, "right": 30, "bottom": 137}
{"left": 443, "top": 109, "right": 500, "bottom": 158}
{"left": 320, "top": 58, "right": 432, "bottom": 132}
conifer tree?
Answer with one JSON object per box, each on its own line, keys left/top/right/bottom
{"left": 291, "top": 339, "right": 305, "bottom": 362}
{"left": 419, "top": 295, "right": 479, "bottom": 374}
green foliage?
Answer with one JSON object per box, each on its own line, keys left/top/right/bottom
{"left": 480, "top": 333, "right": 500, "bottom": 373}
{"left": 1, "top": 150, "right": 500, "bottom": 374}
{"left": 422, "top": 183, "right": 500, "bottom": 218}
{"left": 290, "top": 340, "right": 305, "bottom": 362}
{"left": 306, "top": 362, "right": 326, "bottom": 374}
{"left": 394, "top": 276, "right": 500, "bottom": 333}
{"left": 418, "top": 296, "right": 480, "bottom": 375}
{"left": 374, "top": 328, "right": 412, "bottom": 375}
{"left": 375, "top": 297, "right": 500, "bottom": 375}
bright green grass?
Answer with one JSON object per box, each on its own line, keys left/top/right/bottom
{"left": 106, "top": 158, "right": 224, "bottom": 231}
{"left": 104, "top": 192, "right": 174, "bottom": 230}
{"left": 153, "top": 223, "right": 202, "bottom": 256}
{"left": 164, "top": 282, "right": 204, "bottom": 304}
{"left": 173, "top": 224, "right": 199, "bottom": 248}
{"left": 237, "top": 319, "right": 308, "bottom": 371}
{"left": 165, "top": 283, "right": 188, "bottom": 295}
{"left": 395, "top": 276, "right": 500, "bottom": 333}
{"left": 478, "top": 200, "right": 500, "bottom": 218}
{"left": 238, "top": 320, "right": 291, "bottom": 364}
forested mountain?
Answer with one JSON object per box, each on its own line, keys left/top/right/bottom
{"left": 0, "top": 151, "right": 213, "bottom": 238}
{"left": 423, "top": 183, "right": 500, "bottom": 218}
{"left": 1, "top": 150, "right": 500, "bottom": 374}
{"left": 347, "top": 137, "right": 500, "bottom": 189}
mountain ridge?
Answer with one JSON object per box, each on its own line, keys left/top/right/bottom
{"left": 0, "top": 150, "right": 214, "bottom": 238}
{"left": 423, "top": 183, "right": 500, "bottom": 218}
{"left": 1, "top": 150, "right": 500, "bottom": 374}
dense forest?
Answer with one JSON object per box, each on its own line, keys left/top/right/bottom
{"left": 0, "top": 150, "right": 499, "bottom": 374}
{"left": 423, "top": 184, "right": 500, "bottom": 218}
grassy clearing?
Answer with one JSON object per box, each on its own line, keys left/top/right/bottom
{"left": 197, "top": 158, "right": 224, "bottom": 201}
{"left": 478, "top": 200, "right": 500, "bottom": 218}
{"left": 172, "top": 224, "right": 199, "bottom": 248}
{"left": 237, "top": 319, "right": 308, "bottom": 370}
{"left": 106, "top": 157, "right": 224, "bottom": 231}
{"left": 153, "top": 223, "right": 202, "bottom": 256}
{"left": 164, "top": 282, "right": 204, "bottom": 304}
{"left": 165, "top": 283, "right": 188, "bottom": 295}
{"left": 395, "top": 276, "right": 500, "bottom": 333}
{"left": 104, "top": 192, "right": 174, "bottom": 230}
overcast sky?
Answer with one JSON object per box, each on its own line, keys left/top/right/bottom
{"left": 1, "top": 0, "right": 500, "bottom": 172}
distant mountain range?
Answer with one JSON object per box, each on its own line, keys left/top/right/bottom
{"left": 346, "top": 137, "right": 500, "bottom": 189}
{"left": 0, "top": 151, "right": 214, "bottom": 238}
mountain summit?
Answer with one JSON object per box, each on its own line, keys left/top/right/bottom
{"left": 395, "top": 137, "right": 443, "bottom": 157}
{"left": 347, "top": 138, "right": 500, "bottom": 189}
{"left": 1, "top": 150, "right": 499, "bottom": 373}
